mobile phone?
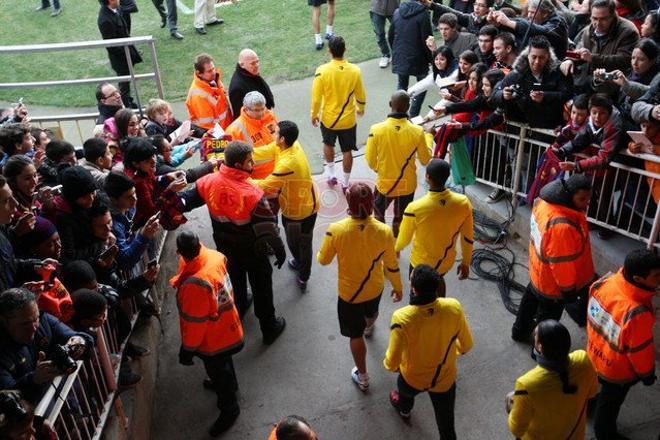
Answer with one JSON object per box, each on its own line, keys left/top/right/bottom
{"left": 50, "top": 185, "right": 63, "bottom": 195}
{"left": 565, "top": 50, "right": 580, "bottom": 59}
{"left": 99, "top": 244, "right": 118, "bottom": 260}
{"left": 531, "top": 83, "right": 544, "bottom": 91}
{"left": 147, "top": 258, "right": 158, "bottom": 269}
{"left": 152, "top": 210, "right": 162, "bottom": 221}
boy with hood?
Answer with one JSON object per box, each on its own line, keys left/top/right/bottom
{"left": 512, "top": 174, "right": 595, "bottom": 342}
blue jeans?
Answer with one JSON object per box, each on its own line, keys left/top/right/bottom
{"left": 397, "top": 73, "right": 428, "bottom": 118}
{"left": 370, "top": 11, "right": 392, "bottom": 58}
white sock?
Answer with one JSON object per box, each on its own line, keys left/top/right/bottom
{"left": 325, "top": 161, "right": 336, "bottom": 178}
{"left": 342, "top": 172, "right": 350, "bottom": 187}
{"left": 326, "top": 25, "right": 334, "bottom": 35}
{"left": 315, "top": 33, "right": 322, "bottom": 44}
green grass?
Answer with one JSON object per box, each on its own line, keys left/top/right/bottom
{"left": 0, "top": 0, "right": 379, "bottom": 107}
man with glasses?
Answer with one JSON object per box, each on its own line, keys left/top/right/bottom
{"left": 95, "top": 82, "right": 124, "bottom": 124}
{"left": 490, "top": 0, "right": 568, "bottom": 58}
{"left": 559, "top": 0, "right": 639, "bottom": 98}
{"left": 475, "top": 24, "right": 497, "bottom": 66}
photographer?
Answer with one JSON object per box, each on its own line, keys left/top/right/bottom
{"left": 0, "top": 390, "right": 56, "bottom": 440}
{"left": 492, "top": 35, "right": 572, "bottom": 129}
{"left": 0, "top": 288, "right": 93, "bottom": 403}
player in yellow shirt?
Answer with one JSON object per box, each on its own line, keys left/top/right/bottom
{"left": 255, "top": 121, "right": 320, "bottom": 291}
{"left": 506, "top": 320, "right": 598, "bottom": 440}
{"left": 396, "top": 159, "right": 473, "bottom": 279}
{"left": 384, "top": 264, "right": 473, "bottom": 438}
{"left": 317, "top": 183, "right": 402, "bottom": 392}
{"left": 311, "top": 36, "right": 366, "bottom": 191}
{"left": 366, "top": 91, "right": 432, "bottom": 236}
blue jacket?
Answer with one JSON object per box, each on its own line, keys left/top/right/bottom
{"left": 110, "top": 206, "right": 149, "bottom": 271}
{"left": 0, "top": 313, "right": 94, "bottom": 402}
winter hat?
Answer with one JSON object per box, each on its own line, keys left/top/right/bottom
{"left": 60, "top": 166, "right": 97, "bottom": 202}
{"left": 346, "top": 182, "right": 374, "bottom": 219}
{"left": 23, "top": 216, "right": 57, "bottom": 250}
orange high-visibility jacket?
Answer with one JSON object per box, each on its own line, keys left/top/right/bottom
{"left": 225, "top": 108, "right": 278, "bottom": 179}
{"left": 528, "top": 199, "right": 594, "bottom": 299}
{"left": 195, "top": 164, "right": 264, "bottom": 226}
{"left": 185, "top": 68, "right": 233, "bottom": 130}
{"left": 170, "top": 245, "right": 244, "bottom": 357}
{"left": 587, "top": 269, "right": 656, "bottom": 384}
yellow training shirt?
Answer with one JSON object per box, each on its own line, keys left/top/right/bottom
{"left": 508, "top": 350, "right": 598, "bottom": 440}
{"left": 383, "top": 297, "right": 473, "bottom": 393}
{"left": 311, "top": 59, "right": 366, "bottom": 130}
{"left": 365, "top": 115, "right": 433, "bottom": 197}
{"left": 317, "top": 216, "right": 402, "bottom": 303}
{"left": 396, "top": 189, "right": 474, "bottom": 274}
{"left": 254, "top": 141, "right": 320, "bottom": 221}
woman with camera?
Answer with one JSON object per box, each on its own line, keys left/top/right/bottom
{"left": 594, "top": 38, "right": 660, "bottom": 129}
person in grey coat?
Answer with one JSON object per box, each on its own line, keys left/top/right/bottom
{"left": 388, "top": 0, "right": 433, "bottom": 117}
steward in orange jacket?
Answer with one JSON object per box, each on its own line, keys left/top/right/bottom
{"left": 180, "top": 141, "right": 287, "bottom": 345}
{"left": 512, "top": 174, "right": 595, "bottom": 341}
{"left": 225, "top": 91, "right": 278, "bottom": 179}
{"left": 170, "top": 232, "right": 243, "bottom": 436}
{"left": 185, "top": 54, "right": 233, "bottom": 130}
{"left": 267, "top": 416, "right": 317, "bottom": 440}
{"left": 586, "top": 249, "right": 659, "bottom": 439}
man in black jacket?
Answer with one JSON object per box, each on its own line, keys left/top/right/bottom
{"left": 228, "top": 49, "right": 275, "bottom": 118}
{"left": 492, "top": 35, "right": 572, "bottom": 129}
{"left": 0, "top": 288, "right": 94, "bottom": 403}
{"left": 97, "top": 0, "right": 143, "bottom": 109}
{"left": 388, "top": 0, "right": 433, "bottom": 117}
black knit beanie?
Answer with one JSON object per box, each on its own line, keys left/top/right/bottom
{"left": 60, "top": 166, "right": 97, "bottom": 202}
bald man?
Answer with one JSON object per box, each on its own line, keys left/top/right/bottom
{"left": 228, "top": 49, "right": 275, "bottom": 117}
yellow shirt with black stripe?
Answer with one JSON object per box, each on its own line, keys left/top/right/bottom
{"left": 508, "top": 350, "right": 598, "bottom": 440}
{"left": 396, "top": 189, "right": 474, "bottom": 275}
{"left": 317, "top": 216, "right": 402, "bottom": 303}
{"left": 365, "top": 115, "right": 433, "bottom": 197}
{"left": 311, "top": 58, "right": 366, "bottom": 130}
{"left": 254, "top": 141, "right": 320, "bottom": 221}
{"left": 383, "top": 297, "right": 473, "bottom": 393}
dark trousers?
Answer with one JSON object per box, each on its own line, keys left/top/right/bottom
{"left": 110, "top": 61, "right": 133, "bottom": 108}
{"left": 374, "top": 190, "right": 414, "bottom": 237}
{"left": 281, "top": 213, "right": 317, "bottom": 282}
{"left": 593, "top": 378, "right": 632, "bottom": 440}
{"left": 397, "top": 73, "right": 427, "bottom": 118}
{"left": 152, "top": 0, "right": 178, "bottom": 32}
{"left": 214, "top": 236, "right": 275, "bottom": 329}
{"left": 397, "top": 375, "right": 457, "bottom": 440}
{"left": 370, "top": 12, "right": 392, "bottom": 57}
{"left": 511, "top": 283, "right": 565, "bottom": 339}
{"left": 41, "top": 0, "right": 60, "bottom": 9}
{"left": 201, "top": 354, "right": 239, "bottom": 414}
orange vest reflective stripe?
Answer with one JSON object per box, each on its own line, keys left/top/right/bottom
{"left": 170, "top": 246, "right": 244, "bottom": 356}
{"left": 267, "top": 427, "right": 277, "bottom": 440}
{"left": 528, "top": 199, "right": 594, "bottom": 299}
{"left": 186, "top": 68, "right": 233, "bottom": 130}
{"left": 195, "top": 164, "right": 264, "bottom": 225}
{"left": 587, "top": 269, "right": 656, "bottom": 384}
{"left": 225, "top": 108, "right": 278, "bottom": 179}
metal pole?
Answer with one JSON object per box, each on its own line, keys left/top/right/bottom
{"left": 123, "top": 45, "right": 142, "bottom": 118}
{"left": 511, "top": 125, "right": 527, "bottom": 211}
{"left": 148, "top": 40, "right": 165, "bottom": 99}
{"left": 647, "top": 203, "right": 660, "bottom": 249}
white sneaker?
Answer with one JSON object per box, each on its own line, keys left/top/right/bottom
{"left": 351, "top": 367, "right": 369, "bottom": 392}
{"left": 379, "top": 56, "right": 390, "bottom": 68}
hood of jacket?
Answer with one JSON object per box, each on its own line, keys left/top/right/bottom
{"left": 512, "top": 44, "right": 560, "bottom": 75}
{"left": 399, "top": 1, "right": 428, "bottom": 18}
{"left": 539, "top": 174, "right": 592, "bottom": 210}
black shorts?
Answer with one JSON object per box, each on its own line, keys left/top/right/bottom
{"left": 337, "top": 294, "right": 382, "bottom": 338}
{"left": 321, "top": 123, "right": 357, "bottom": 152}
{"left": 308, "top": 0, "right": 329, "bottom": 6}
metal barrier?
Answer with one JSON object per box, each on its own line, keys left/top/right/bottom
{"left": 459, "top": 121, "right": 660, "bottom": 249}
{"left": 0, "top": 36, "right": 165, "bottom": 145}
{"left": 34, "top": 229, "right": 168, "bottom": 439}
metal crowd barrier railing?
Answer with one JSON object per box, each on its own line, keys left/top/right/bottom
{"left": 35, "top": 229, "right": 168, "bottom": 439}
{"left": 468, "top": 121, "right": 660, "bottom": 249}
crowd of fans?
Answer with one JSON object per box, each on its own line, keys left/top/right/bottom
{"left": 1, "top": 0, "right": 659, "bottom": 439}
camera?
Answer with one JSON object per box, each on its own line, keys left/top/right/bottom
{"left": 509, "top": 84, "right": 522, "bottom": 100}
{"left": 48, "top": 344, "right": 77, "bottom": 375}
{"left": 601, "top": 72, "right": 620, "bottom": 81}
{"left": 0, "top": 391, "right": 28, "bottom": 425}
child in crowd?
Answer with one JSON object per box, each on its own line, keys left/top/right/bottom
{"left": 37, "top": 140, "right": 77, "bottom": 187}
{"left": 69, "top": 289, "right": 109, "bottom": 336}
